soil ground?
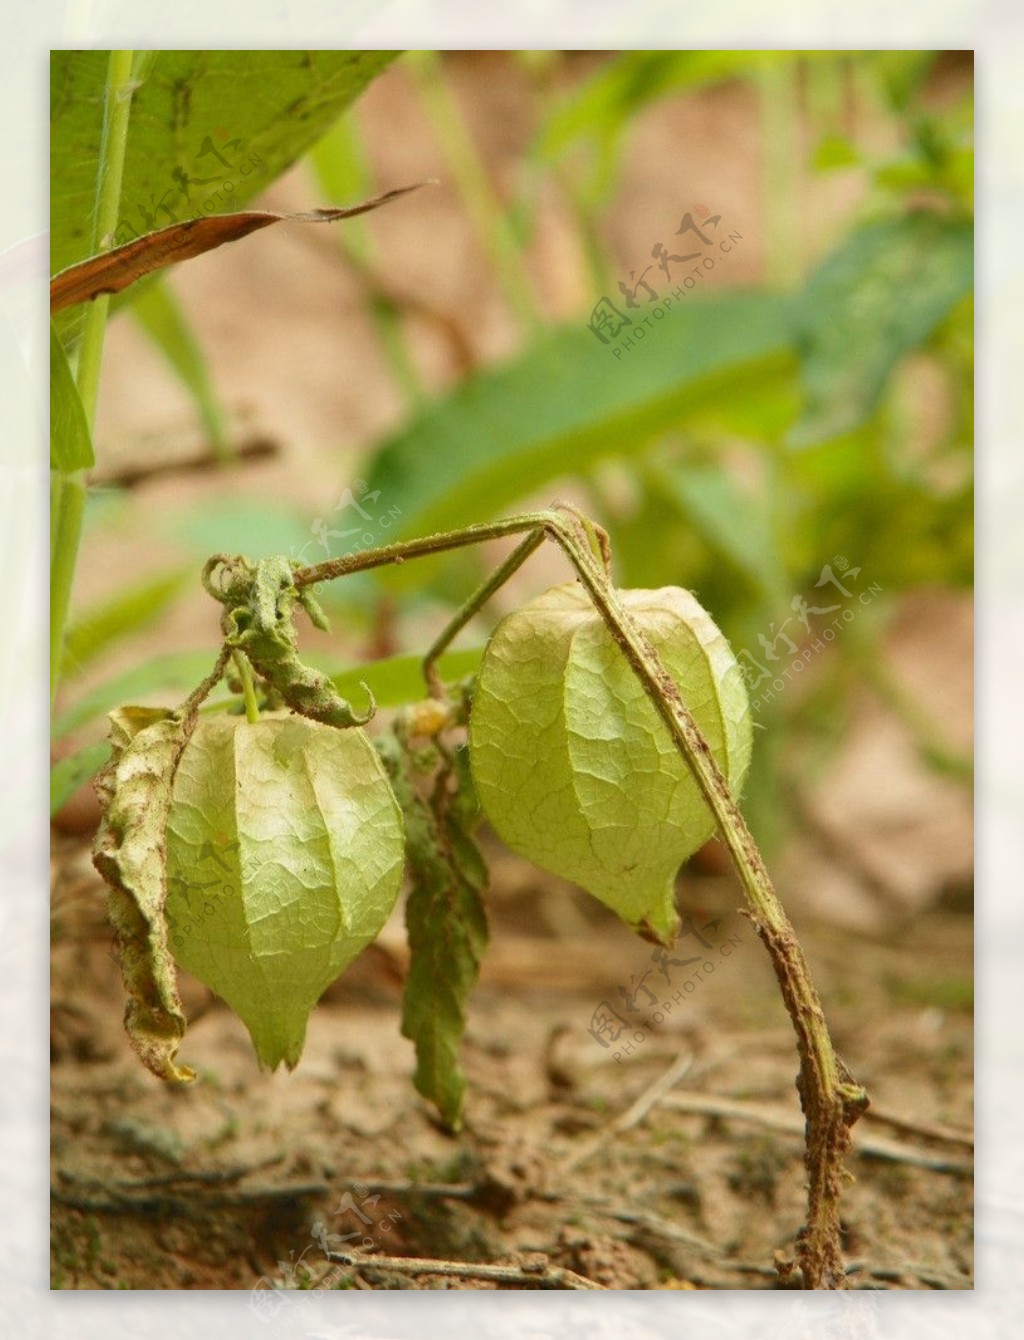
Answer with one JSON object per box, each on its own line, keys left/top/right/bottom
{"left": 51, "top": 804, "right": 973, "bottom": 1291}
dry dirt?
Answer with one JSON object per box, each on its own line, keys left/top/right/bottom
{"left": 51, "top": 795, "right": 973, "bottom": 1292}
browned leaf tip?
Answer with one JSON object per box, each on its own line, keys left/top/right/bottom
{"left": 50, "top": 183, "right": 428, "bottom": 314}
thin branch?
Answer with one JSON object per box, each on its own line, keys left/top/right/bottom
{"left": 861, "top": 1104, "right": 973, "bottom": 1149}
{"left": 233, "top": 650, "right": 261, "bottom": 723}
{"left": 422, "top": 528, "right": 546, "bottom": 696}
{"left": 661, "top": 1093, "right": 972, "bottom": 1175}
{"left": 51, "top": 1178, "right": 331, "bottom": 1215}
{"left": 279, "top": 506, "right": 868, "bottom": 1285}
{"left": 294, "top": 511, "right": 553, "bottom": 588}
{"left": 565, "top": 1049, "right": 694, "bottom": 1172}
{"left": 543, "top": 513, "right": 869, "bottom": 1287}
{"left": 92, "top": 435, "right": 278, "bottom": 490}
{"left": 579, "top": 1199, "right": 724, "bottom": 1257}
{"left": 331, "top": 1177, "right": 476, "bottom": 1200}
{"left": 325, "top": 1248, "right": 604, "bottom": 1290}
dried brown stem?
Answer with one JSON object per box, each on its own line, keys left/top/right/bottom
{"left": 283, "top": 506, "right": 869, "bottom": 1286}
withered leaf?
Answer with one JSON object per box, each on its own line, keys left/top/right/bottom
{"left": 92, "top": 707, "right": 196, "bottom": 1083}
{"left": 380, "top": 735, "right": 488, "bottom": 1131}
{"left": 50, "top": 184, "right": 426, "bottom": 314}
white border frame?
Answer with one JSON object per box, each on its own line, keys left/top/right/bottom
{"left": 8, "top": 7, "right": 1008, "bottom": 1336}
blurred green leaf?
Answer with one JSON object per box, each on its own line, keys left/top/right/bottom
{"left": 781, "top": 415, "right": 972, "bottom": 594}
{"left": 53, "top": 649, "right": 228, "bottom": 739}
{"left": 868, "top": 51, "right": 938, "bottom": 113}
{"left": 49, "top": 323, "right": 94, "bottom": 472}
{"left": 131, "top": 280, "right": 231, "bottom": 457}
{"left": 50, "top": 741, "right": 112, "bottom": 815}
{"left": 649, "top": 460, "right": 788, "bottom": 605}
{"left": 54, "top": 643, "right": 483, "bottom": 743}
{"left": 168, "top": 498, "right": 315, "bottom": 562}
{"left": 63, "top": 568, "right": 191, "bottom": 678}
{"left": 594, "top": 468, "right": 715, "bottom": 594}
{"left": 811, "top": 134, "right": 861, "bottom": 172}
{"left": 790, "top": 212, "right": 973, "bottom": 446}
{"left": 331, "top": 646, "right": 483, "bottom": 709}
{"left": 363, "top": 293, "right": 797, "bottom": 560}
{"left": 873, "top": 144, "right": 974, "bottom": 211}
{"left": 51, "top": 50, "right": 398, "bottom": 341}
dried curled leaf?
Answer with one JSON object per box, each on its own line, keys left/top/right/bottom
{"left": 205, "top": 554, "right": 375, "bottom": 728}
{"left": 380, "top": 736, "right": 488, "bottom": 1130}
{"left": 93, "top": 707, "right": 195, "bottom": 1083}
{"left": 164, "top": 713, "right": 405, "bottom": 1070}
{"left": 49, "top": 185, "right": 425, "bottom": 313}
{"left": 468, "top": 584, "right": 752, "bottom": 944}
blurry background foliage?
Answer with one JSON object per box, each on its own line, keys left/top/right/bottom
{"left": 51, "top": 49, "right": 973, "bottom": 853}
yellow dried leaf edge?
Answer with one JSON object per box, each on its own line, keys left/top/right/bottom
{"left": 93, "top": 706, "right": 196, "bottom": 1083}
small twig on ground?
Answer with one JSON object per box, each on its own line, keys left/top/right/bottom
{"left": 51, "top": 1176, "right": 330, "bottom": 1214}
{"left": 867, "top": 1262, "right": 973, "bottom": 1290}
{"left": 325, "top": 1176, "right": 476, "bottom": 1200}
{"left": 565, "top": 1049, "right": 694, "bottom": 1172}
{"left": 861, "top": 1104, "right": 973, "bottom": 1148}
{"left": 58, "top": 1157, "right": 284, "bottom": 1190}
{"left": 325, "top": 1249, "right": 604, "bottom": 1290}
{"left": 580, "top": 1199, "right": 723, "bottom": 1256}
{"left": 662, "top": 1093, "right": 973, "bottom": 1175}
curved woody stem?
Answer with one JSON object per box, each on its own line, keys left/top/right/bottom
{"left": 270, "top": 506, "right": 867, "bottom": 1287}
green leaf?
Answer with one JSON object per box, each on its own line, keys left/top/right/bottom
{"left": 50, "top": 741, "right": 113, "bottom": 816}
{"left": 164, "top": 714, "right": 405, "bottom": 1070}
{"left": 648, "top": 461, "right": 788, "bottom": 606}
{"left": 331, "top": 646, "right": 483, "bottom": 712}
{"left": 381, "top": 737, "right": 488, "bottom": 1130}
{"left": 49, "top": 322, "right": 94, "bottom": 472}
{"left": 93, "top": 706, "right": 196, "bottom": 1082}
{"left": 50, "top": 49, "right": 398, "bottom": 339}
{"left": 131, "top": 280, "right": 230, "bottom": 456}
{"left": 168, "top": 497, "right": 315, "bottom": 562}
{"left": 468, "top": 584, "right": 751, "bottom": 944}
{"left": 363, "top": 293, "right": 796, "bottom": 558}
{"left": 790, "top": 212, "right": 974, "bottom": 446}
{"left": 811, "top": 134, "right": 861, "bottom": 172}
{"left": 62, "top": 568, "right": 191, "bottom": 679}
{"left": 868, "top": 51, "right": 938, "bottom": 113}
{"left": 50, "top": 474, "right": 87, "bottom": 705}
